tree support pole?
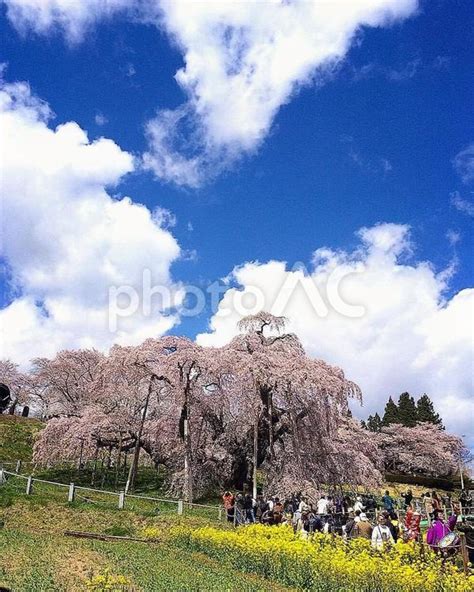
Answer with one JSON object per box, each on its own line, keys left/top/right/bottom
{"left": 127, "top": 376, "right": 156, "bottom": 493}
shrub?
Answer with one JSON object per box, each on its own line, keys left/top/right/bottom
{"left": 169, "top": 524, "right": 474, "bottom": 592}
{"left": 86, "top": 569, "right": 132, "bottom": 592}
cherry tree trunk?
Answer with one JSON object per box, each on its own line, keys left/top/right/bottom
{"left": 183, "top": 418, "right": 194, "bottom": 502}
{"left": 127, "top": 377, "right": 154, "bottom": 492}
{"left": 268, "top": 391, "right": 274, "bottom": 458}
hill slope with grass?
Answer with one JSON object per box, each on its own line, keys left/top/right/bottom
{"left": 0, "top": 415, "right": 43, "bottom": 464}
{"left": 0, "top": 491, "right": 290, "bottom": 591}
{"left": 0, "top": 416, "right": 471, "bottom": 591}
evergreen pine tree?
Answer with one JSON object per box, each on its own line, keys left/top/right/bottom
{"left": 367, "top": 412, "right": 383, "bottom": 432}
{"left": 373, "top": 412, "right": 382, "bottom": 431}
{"left": 416, "top": 394, "right": 443, "bottom": 428}
{"left": 382, "top": 396, "right": 400, "bottom": 425}
{"left": 397, "top": 392, "right": 417, "bottom": 427}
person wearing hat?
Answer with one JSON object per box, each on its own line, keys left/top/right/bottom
{"left": 352, "top": 512, "right": 373, "bottom": 539}
{"left": 426, "top": 509, "right": 458, "bottom": 550}
{"left": 372, "top": 514, "right": 395, "bottom": 551}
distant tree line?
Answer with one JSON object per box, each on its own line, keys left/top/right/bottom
{"left": 362, "top": 392, "right": 443, "bottom": 432}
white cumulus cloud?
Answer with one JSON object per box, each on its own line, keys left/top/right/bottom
{"left": 197, "top": 223, "right": 474, "bottom": 444}
{"left": 0, "top": 79, "right": 183, "bottom": 365}
{"left": 3, "top": 0, "right": 131, "bottom": 42}
{"left": 144, "top": 0, "right": 418, "bottom": 185}
{"left": 3, "top": 0, "right": 419, "bottom": 186}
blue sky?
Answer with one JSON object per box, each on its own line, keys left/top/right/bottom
{"left": 0, "top": 0, "right": 472, "bottom": 435}
{"left": 2, "top": 1, "right": 472, "bottom": 319}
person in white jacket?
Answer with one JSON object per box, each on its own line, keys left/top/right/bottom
{"left": 353, "top": 496, "right": 365, "bottom": 513}
{"left": 371, "top": 514, "right": 395, "bottom": 550}
{"left": 298, "top": 497, "right": 310, "bottom": 513}
{"left": 316, "top": 495, "right": 329, "bottom": 515}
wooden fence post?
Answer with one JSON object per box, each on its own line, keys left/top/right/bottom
{"left": 68, "top": 483, "right": 75, "bottom": 503}
{"left": 177, "top": 500, "right": 184, "bottom": 515}
{"left": 15, "top": 460, "right": 21, "bottom": 474}
{"left": 118, "top": 491, "right": 125, "bottom": 510}
{"left": 25, "top": 476, "right": 33, "bottom": 495}
{"left": 218, "top": 506, "right": 222, "bottom": 521}
{"left": 0, "top": 469, "right": 4, "bottom": 484}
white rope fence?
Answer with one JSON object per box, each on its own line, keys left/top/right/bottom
{"left": 0, "top": 467, "right": 222, "bottom": 520}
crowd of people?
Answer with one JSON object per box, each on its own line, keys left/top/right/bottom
{"left": 221, "top": 488, "right": 474, "bottom": 561}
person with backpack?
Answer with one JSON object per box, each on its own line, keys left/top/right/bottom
{"left": 381, "top": 490, "right": 394, "bottom": 513}
{"left": 352, "top": 513, "right": 373, "bottom": 540}
{"left": 371, "top": 514, "right": 395, "bottom": 550}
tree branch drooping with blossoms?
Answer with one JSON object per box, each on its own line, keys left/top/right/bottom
{"left": 1, "top": 313, "right": 466, "bottom": 501}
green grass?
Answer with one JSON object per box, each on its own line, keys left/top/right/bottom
{"left": 0, "top": 486, "right": 292, "bottom": 592}
{"left": 0, "top": 527, "right": 294, "bottom": 591}
{"left": 32, "top": 464, "right": 167, "bottom": 495}
{"left": 0, "top": 415, "right": 43, "bottom": 464}
{"left": 0, "top": 473, "right": 221, "bottom": 524}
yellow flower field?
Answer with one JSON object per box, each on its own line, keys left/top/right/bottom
{"left": 166, "top": 524, "right": 474, "bottom": 592}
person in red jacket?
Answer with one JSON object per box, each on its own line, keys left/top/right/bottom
{"left": 222, "top": 491, "right": 235, "bottom": 523}
{"left": 404, "top": 505, "right": 421, "bottom": 542}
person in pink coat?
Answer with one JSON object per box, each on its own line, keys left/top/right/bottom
{"left": 426, "top": 509, "right": 457, "bottom": 549}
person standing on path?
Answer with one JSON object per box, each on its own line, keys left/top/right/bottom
{"left": 372, "top": 514, "right": 395, "bottom": 551}
{"left": 353, "top": 513, "right": 373, "bottom": 540}
{"left": 381, "top": 490, "right": 394, "bottom": 513}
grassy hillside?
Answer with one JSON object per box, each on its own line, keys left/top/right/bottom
{"left": 0, "top": 415, "right": 43, "bottom": 464}
{"left": 0, "top": 420, "right": 468, "bottom": 591}
{"left": 0, "top": 491, "right": 290, "bottom": 591}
